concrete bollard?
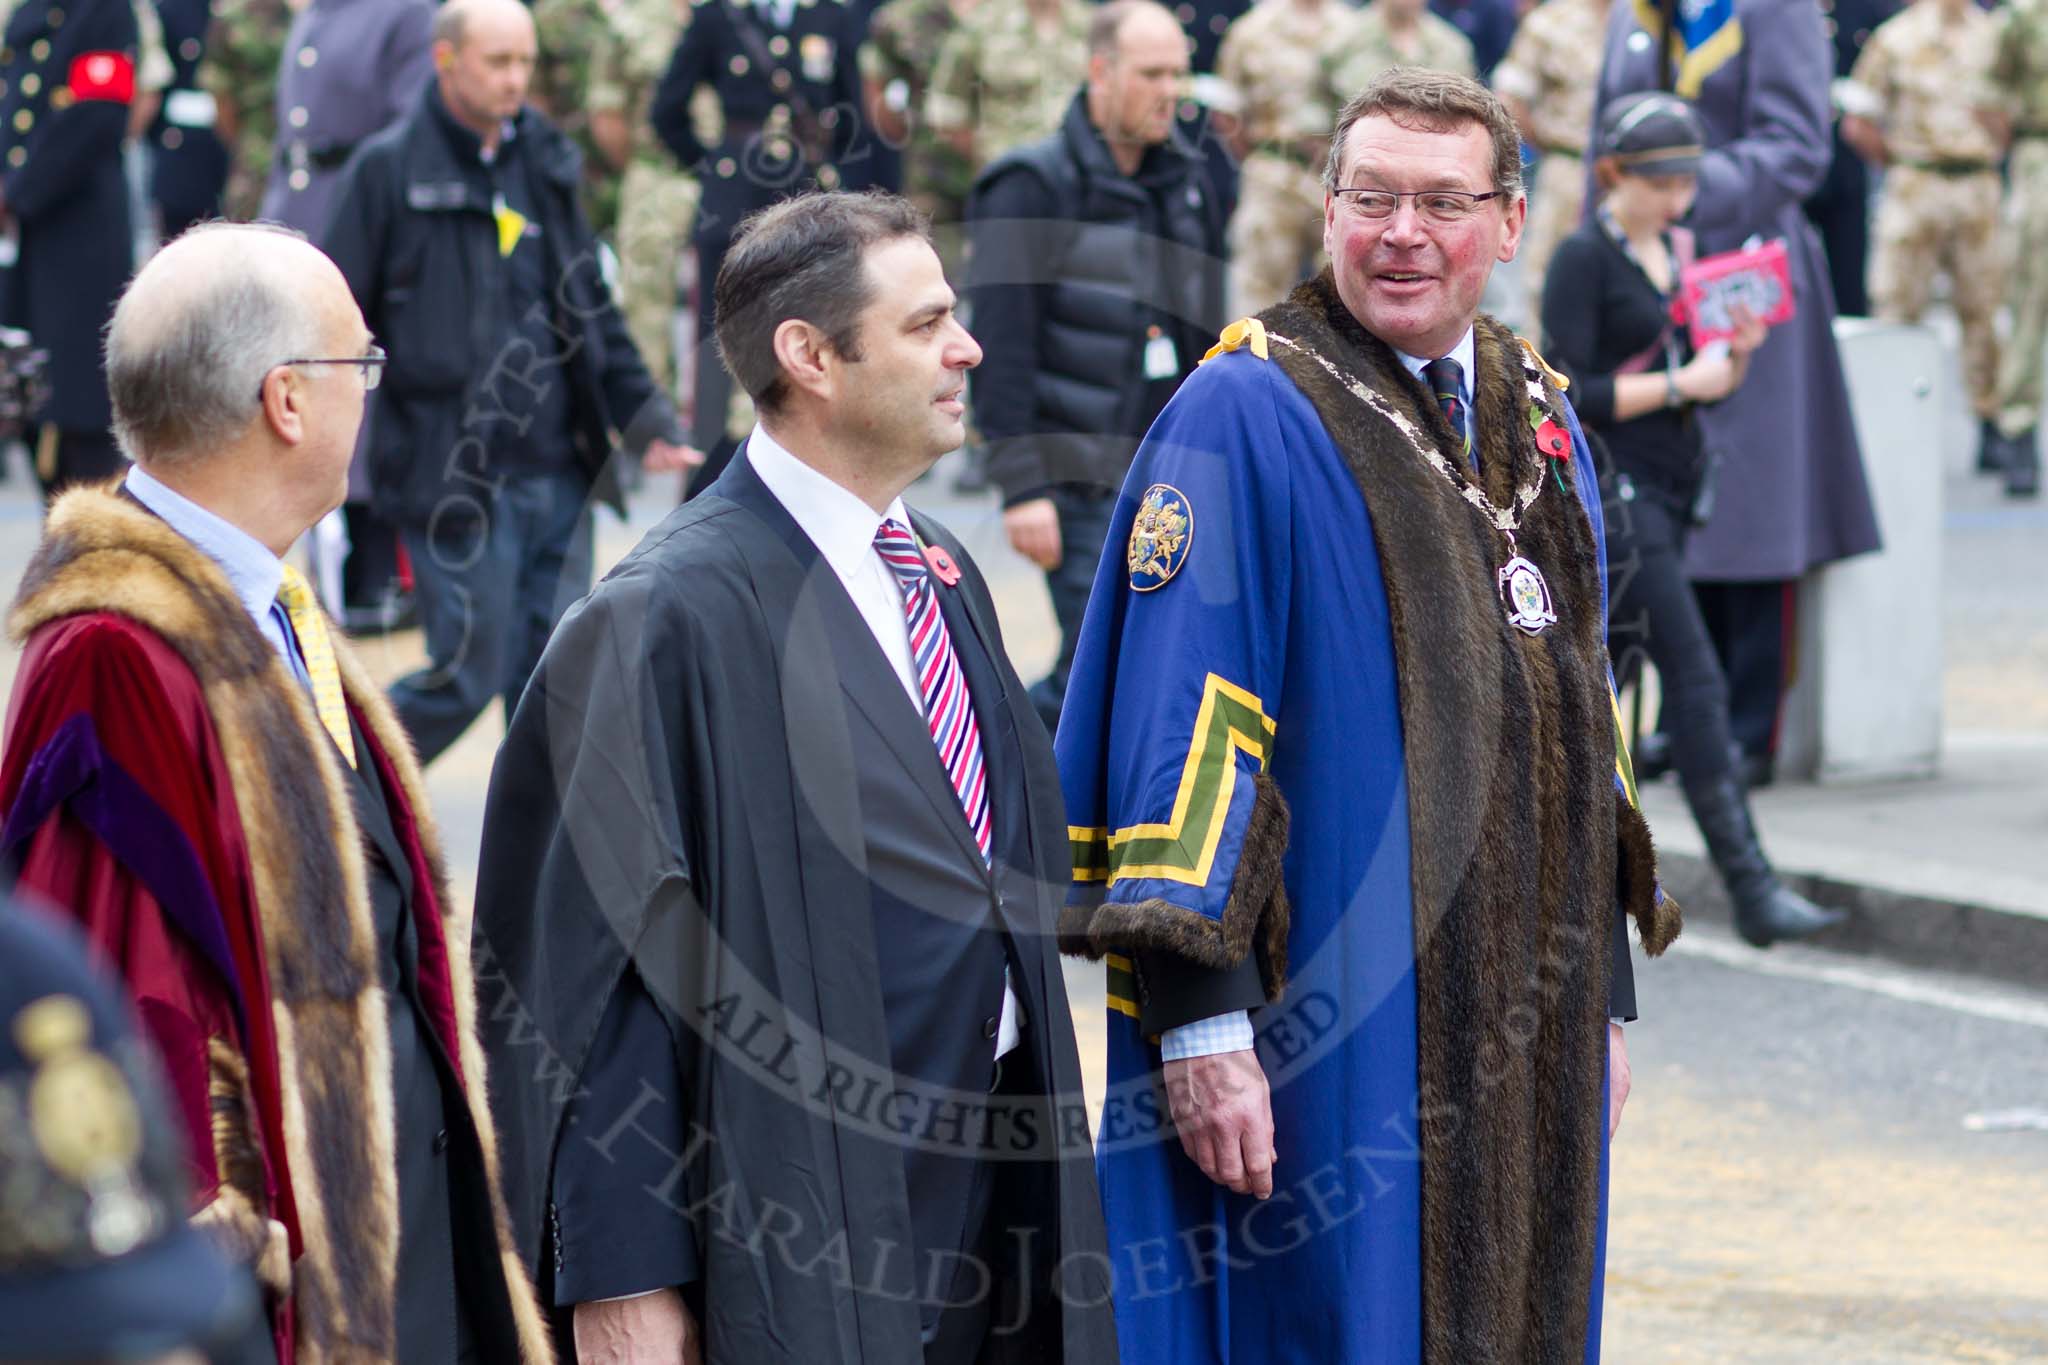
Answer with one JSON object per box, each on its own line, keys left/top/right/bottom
{"left": 1775, "top": 318, "right": 1944, "bottom": 783}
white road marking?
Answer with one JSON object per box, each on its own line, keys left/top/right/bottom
{"left": 1962, "top": 1110, "right": 2048, "bottom": 1132}
{"left": 1668, "top": 927, "right": 2048, "bottom": 1031}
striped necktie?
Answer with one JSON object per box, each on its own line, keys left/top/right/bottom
{"left": 874, "top": 519, "right": 992, "bottom": 864}
{"left": 1423, "top": 355, "right": 1474, "bottom": 468}
{"left": 276, "top": 564, "right": 356, "bottom": 769}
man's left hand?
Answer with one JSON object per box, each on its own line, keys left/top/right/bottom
{"left": 1608, "top": 1021, "right": 1630, "bottom": 1140}
{"left": 643, "top": 439, "right": 705, "bottom": 473}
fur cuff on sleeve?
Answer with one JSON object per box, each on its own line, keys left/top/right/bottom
{"left": 1058, "top": 772, "right": 1293, "bottom": 999}
{"left": 192, "top": 1191, "right": 292, "bottom": 1298}
{"left": 1616, "top": 787, "right": 1681, "bottom": 956}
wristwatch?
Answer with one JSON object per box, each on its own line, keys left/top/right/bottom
{"left": 1664, "top": 366, "right": 1681, "bottom": 409}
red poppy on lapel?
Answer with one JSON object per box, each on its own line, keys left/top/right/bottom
{"left": 923, "top": 542, "right": 962, "bottom": 586}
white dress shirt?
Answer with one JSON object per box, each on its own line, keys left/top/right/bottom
{"left": 746, "top": 426, "right": 1022, "bottom": 1060}
{"left": 1160, "top": 327, "right": 1479, "bottom": 1064}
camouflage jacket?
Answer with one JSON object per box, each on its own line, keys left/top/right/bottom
{"left": 1491, "top": 0, "right": 1608, "bottom": 155}
{"left": 861, "top": 0, "right": 971, "bottom": 200}
{"left": 1845, "top": 0, "right": 2000, "bottom": 165}
{"left": 926, "top": 0, "right": 1088, "bottom": 171}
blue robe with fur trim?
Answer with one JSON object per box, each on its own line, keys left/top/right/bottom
{"left": 1054, "top": 341, "right": 1616, "bottom": 1364}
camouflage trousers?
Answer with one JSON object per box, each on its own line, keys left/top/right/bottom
{"left": 615, "top": 159, "right": 701, "bottom": 398}
{"left": 1871, "top": 165, "right": 2004, "bottom": 419}
{"left": 1997, "top": 141, "right": 2048, "bottom": 436}
{"left": 1228, "top": 153, "right": 1325, "bottom": 316}
{"left": 1521, "top": 151, "right": 1585, "bottom": 323}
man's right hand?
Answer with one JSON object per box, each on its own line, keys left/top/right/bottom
{"left": 1004, "top": 497, "right": 1063, "bottom": 570}
{"left": 1162, "top": 1048, "right": 1276, "bottom": 1198}
{"left": 573, "top": 1289, "right": 703, "bottom": 1365}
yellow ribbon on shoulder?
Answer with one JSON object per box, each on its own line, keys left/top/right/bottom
{"left": 1518, "top": 335, "right": 1571, "bottom": 392}
{"left": 1201, "top": 317, "right": 1270, "bottom": 365}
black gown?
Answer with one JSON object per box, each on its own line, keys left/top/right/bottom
{"left": 473, "top": 455, "right": 1119, "bottom": 1364}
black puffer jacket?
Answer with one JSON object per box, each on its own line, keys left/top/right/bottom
{"left": 967, "top": 93, "right": 1226, "bottom": 503}
{"left": 323, "top": 82, "right": 677, "bottom": 527}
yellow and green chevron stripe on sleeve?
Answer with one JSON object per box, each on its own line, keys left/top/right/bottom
{"left": 1070, "top": 672, "right": 1277, "bottom": 889}
{"left": 1105, "top": 953, "right": 1140, "bottom": 1019}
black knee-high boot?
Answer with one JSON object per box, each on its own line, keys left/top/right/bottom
{"left": 1680, "top": 766, "right": 1844, "bottom": 947}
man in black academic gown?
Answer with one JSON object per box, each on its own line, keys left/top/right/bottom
{"left": 474, "top": 190, "right": 1119, "bottom": 1365}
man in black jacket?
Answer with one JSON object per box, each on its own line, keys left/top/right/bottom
{"left": 324, "top": 0, "right": 696, "bottom": 764}
{"left": 966, "top": 0, "right": 1225, "bottom": 734}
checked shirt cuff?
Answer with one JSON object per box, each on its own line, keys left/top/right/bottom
{"left": 1159, "top": 1010, "right": 1255, "bottom": 1061}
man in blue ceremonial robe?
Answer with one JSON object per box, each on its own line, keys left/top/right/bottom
{"left": 1056, "top": 69, "right": 1683, "bottom": 1362}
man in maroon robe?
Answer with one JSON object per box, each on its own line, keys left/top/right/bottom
{"left": 0, "top": 222, "right": 553, "bottom": 1364}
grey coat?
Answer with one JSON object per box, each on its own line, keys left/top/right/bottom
{"left": 1592, "top": 0, "right": 1883, "bottom": 581}
{"left": 260, "top": 0, "right": 433, "bottom": 236}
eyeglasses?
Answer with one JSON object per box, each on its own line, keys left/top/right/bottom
{"left": 1333, "top": 187, "right": 1505, "bottom": 225}
{"left": 257, "top": 343, "right": 387, "bottom": 399}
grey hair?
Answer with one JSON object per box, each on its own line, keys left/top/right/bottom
{"left": 104, "top": 222, "right": 326, "bottom": 465}
{"left": 1323, "top": 67, "right": 1526, "bottom": 203}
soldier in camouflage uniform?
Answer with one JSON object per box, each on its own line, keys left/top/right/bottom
{"left": 532, "top": 0, "right": 623, "bottom": 233}
{"left": 202, "top": 0, "right": 290, "bottom": 219}
{"left": 1990, "top": 0, "right": 2048, "bottom": 496}
{"left": 1842, "top": 0, "right": 2005, "bottom": 472}
{"left": 926, "top": 0, "right": 1090, "bottom": 175}
{"left": 588, "top": 0, "right": 699, "bottom": 395}
{"left": 1492, "top": 0, "right": 1609, "bottom": 323}
{"left": 862, "top": 0, "right": 976, "bottom": 270}
{"left": 1213, "top": 0, "right": 1355, "bottom": 313}
{"left": 1325, "top": 0, "right": 1474, "bottom": 105}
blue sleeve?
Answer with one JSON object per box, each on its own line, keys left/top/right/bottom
{"left": 1562, "top": 398, "right": 1609, "bottom": 624}
{"left": 1055, "top": 349, "right": 1297, "bottom": 1005}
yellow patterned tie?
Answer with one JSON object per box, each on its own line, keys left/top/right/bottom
{"left": 276, "top": 564, "right": 356, "bottom": 769}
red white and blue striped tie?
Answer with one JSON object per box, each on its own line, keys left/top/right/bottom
{"left": 875, "top": 518, "right": 992, "bottom": 864}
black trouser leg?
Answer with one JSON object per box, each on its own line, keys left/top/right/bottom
{"left": 691, "top": 233, "right": 734, "bottom": 453}
{"left": 1606, "top": 486, "right": 1840, "bottom": 944}
{"left": 340, "top": 502, "right": 403, "bottom": 608}
{"left": 1606, "top": 491, "right": 1746, "bottom": 802}
{"left": 1694, "top": 578, "right": 1789, "bottom": 765}
{"left": 1803, "top": 137, "right": 1871, "bottom": 318}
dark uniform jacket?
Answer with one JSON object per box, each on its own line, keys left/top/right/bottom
{"left": 260, "top": 0, "right": 434, "bottom": 235}
{"left": 147, "top": 0, "right": 230, "bottom": 235}
{"left": 967, "top": 93, "right": 1226, "bottom": 505}
{"left": 0, "top": 0, "right": 135, "bottom": 435}
{"left": 323, "top": 81, "right": 677, "bottom": 528}
{"left": 651, "top": 0, "right": 869, "bottom": 236}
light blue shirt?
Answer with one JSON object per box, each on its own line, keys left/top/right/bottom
{"left": 123, "top": 466, "right": 315, "bottom": 694}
